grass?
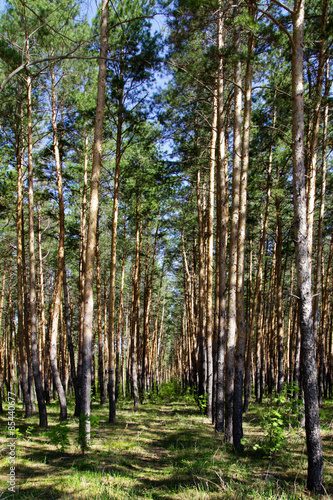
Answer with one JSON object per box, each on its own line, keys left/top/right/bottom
{"left": 0, "top": 391, "right": 332, "bottom": 499}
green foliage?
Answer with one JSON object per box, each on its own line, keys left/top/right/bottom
{"left": 253, "top": 384, "right": 303, "bottom": 457}
{"left": 197, "top": 393, "right": 208, "bottom": 414}
{"left": 12, "top": 428, "right": 24, "bottom": 439}
{"left": 47, "top": 421, "right": 70, "bottom": 452}
{"left": 146, "top": 378, "right": 184, "bottom": 402}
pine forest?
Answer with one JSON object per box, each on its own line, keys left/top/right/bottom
{"left": 0, "top": 0, "right": 333, "bottom": 498}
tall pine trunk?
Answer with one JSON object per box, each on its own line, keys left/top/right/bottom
{"left": 206, "top": 97, "right": 217, "bottom": 420}
{"left": 27, "top": 41, "right": 47, "bottom": 427}
{"left": 225, "top": 28, "right": 242, "bottom": 444}
{"left": 215, "top": 10, "right": 229, "bottom": 430}
{"left": 49, "top": 65, "right": 67, "bottom": 421}
{"left": 108, "top": 76, "right": 123, "bottom": 423}
{"left": 16, "top": 117, "right": 33, "bottom": 417}
{"left": 291, "top": 0, "right": 323, "bottom": 492}
{"left": 233, "top": 24, "right": 254, "bottom": 451}
{"left": 80, "top": 0, "right": 109, "bottom": 448}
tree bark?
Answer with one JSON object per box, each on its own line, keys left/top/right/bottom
{"left": 131, "top": 193, "right": 141, "bottom": 410}
{"left": 318, "top": 59, "right": 330, "bottom": 405}
{"left": 80, "top": 0, "right": 109, "bottom": 448}
{"left": 305, "top": 0, "right": 328, "bottom": 269}
{"left": 206, "top": 96, "right": 217, "bottom": 420}
{"left": 233, "top": 24, "right": 254, "bottom": 451}
{"left": 196, "top": 168, "right": 206, "bottom": 400}
{"left": 292, "top": 1, "right": 324, "bottom": 492}
{"left": 116, "top": 214, "right": 127, "bottom": 402}
{"left": 63, "top": 269, "right": 79, "bottom": 411}
{"left": 96, "top": 224, "right": 105, "bottom": 405}
{"left": 275, "top": 174, "right": 284, "bottom": 395}
{"left": 108, "top": 74, "right": 123, "bottom": 423}
{"left": 76, "top": 134, "right": 89, "bottom": 416}
{"left": 142, "top": 221, "right": 159, "bottom": 397}
{"left": 49, "top": 65, "right": 67, "bottom": 421}
{"left": 225, "top": 29, "right": 242, "bottom": 444}
{"left": 215, "top": 16, "right": 229, "bottom": 429}
{"left": 27, "top": 41, "right": 47, "bottom": 427}
{"left": 16, "top": 120, "right": 33, "bottom": 417}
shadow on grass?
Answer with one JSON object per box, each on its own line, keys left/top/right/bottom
{"left": 1, "top": 398, "right": 332, "bottom": 499}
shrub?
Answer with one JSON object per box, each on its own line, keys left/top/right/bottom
{"left": 47, "top": 421, "right": 70, "bottom": 452}
{"left": 253, "top": 384, "right": 303, "bottom": 457}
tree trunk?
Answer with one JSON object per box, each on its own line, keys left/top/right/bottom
{"left": 196, "top": 168, "right": 206, "bottom": 400}
{"left": 16, "top": 135, "right": 33, "bottom": 417}
{"left": 318, "top": 59, "right": 330, "bottom": 405}
{"left": 315, "top": 57, "right": 329, "bottom": 407}
{"left": 27, "top": 41, "right": 47, "bottom": 427}
{"left": 96, "top": 224, "right": 105, "bottom": 405}
{"left": 141, "top": 220, "right": 159, "bottom": 397}
{"left": 305, "top": 0, "right": 328, "bottom": 270}
{"left": 131, "top": 193, "right": 141, "bottom": 410}
{"left": 108, "top": 76, "right": 123, "bottom": 423}
{"left": 76, "top": 134, "right": 89, "bottom": 416}
{"left": 233, "top": 24, "right": 254, "bottom": 451}
{"left": 215, "top": 15, "right": 229, "bottom": 429}
{"left": 37, "top": 205, "right": 46, "bottom": 388}
{"left": 63, "top": 270, "right": 79, "bottom": 411}
{"left": 116, "top": 214, "right": 127, "bottom": 402}
{"left": 292, "top": 1, "right": 324, "bottom": 492}
{"left": 275, "top": 175, "right": 284, "bottom": 394}
{"left": 80, "top": 0, "right": 109, "bottom": 449}
{"left": 49, "top": 65, "right": 67, "bottom": 421}
{"left": 225, "top": 29, "right": 242, "bottom": 444}
{"left": 206, "top": 96, "right": 217, "bottom": 420}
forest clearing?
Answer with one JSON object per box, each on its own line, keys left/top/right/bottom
{"left": 0, "top": 0, "right": 333, "bottom": 497}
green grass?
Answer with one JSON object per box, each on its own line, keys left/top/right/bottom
{"left": 0, "top": 394, "right": 332, "bottom": 499}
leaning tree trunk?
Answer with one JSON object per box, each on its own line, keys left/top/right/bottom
{"left": 292, "top": 0, "right": 324, "bottom": 493}
{"left": 80, "top": 0, "right": 109, "bottom": 449}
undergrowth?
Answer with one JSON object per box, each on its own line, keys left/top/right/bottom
{"left": 0, "top": 383, "right": 332, "bottom": 499}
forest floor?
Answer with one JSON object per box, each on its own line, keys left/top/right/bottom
{"left": 0, "top": 389, "right": 333, "bottom": 499}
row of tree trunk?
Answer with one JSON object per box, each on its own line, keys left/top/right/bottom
{"left": 175, "top": 0, "right": 325, "bottom": 493}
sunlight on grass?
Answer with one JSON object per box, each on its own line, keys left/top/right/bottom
{"left": 0, "top": 395, "right": 332, "bottom": 499}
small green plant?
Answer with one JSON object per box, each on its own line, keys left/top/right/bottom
{"left": 25, "top": 425, "right": 34, "bottom": 438}
{"left": 12, "top": 428, "right": 24, "bottom": 439}
{"left": 47, "top": 421, "right": 70, "bottom": 452}
{"left": 154, "top": 379, "right": 183, "bottom": 402}
{"left": 253, "top": 384, "right": 303, "bottom": 456}
{"left": 197, "top": 393, "right": 208, "bottom": 414}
